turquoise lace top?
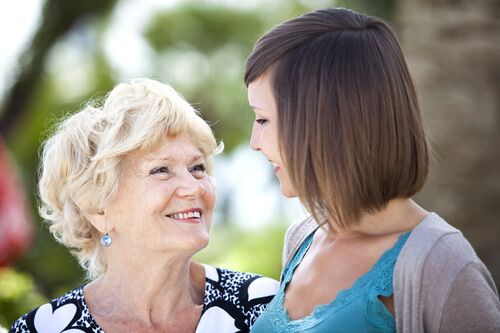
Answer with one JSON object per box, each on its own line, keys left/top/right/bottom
{"left": 250, "top": 231, "right": 411, "bottom": 333}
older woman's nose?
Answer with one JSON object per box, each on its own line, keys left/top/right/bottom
{"left": 176, "top": 174, "right": 204, "bottom": 198}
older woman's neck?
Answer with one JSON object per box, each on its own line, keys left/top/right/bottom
{"left": 84, "top": 253, "right": 204, "bottom": 326}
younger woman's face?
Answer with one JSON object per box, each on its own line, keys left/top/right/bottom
{"left": 247, "top": 73, "right": 297, "bottom": 198}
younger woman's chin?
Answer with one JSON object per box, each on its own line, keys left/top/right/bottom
{"left": 280, "top": 186, "right": 298, "bottom": 198}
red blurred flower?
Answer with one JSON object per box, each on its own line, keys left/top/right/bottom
{"left": 0, "top": 137, "right": 33, "bottom": 266}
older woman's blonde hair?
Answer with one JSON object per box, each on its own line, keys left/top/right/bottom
{"left": 38, "top": 78, "right": 220, "bottom": 280}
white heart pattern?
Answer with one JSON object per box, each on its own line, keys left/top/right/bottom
{"left": 33, "top": 303, "right": 79, "bottom": 333}
{"left": 195, "top": 307, "right": 238, "bottom": 333}
{"left": 247, "top": 276, "right": 280, "bottom": 301}
{"left": 203, "top": 264, "right": 219, "bottom": 282}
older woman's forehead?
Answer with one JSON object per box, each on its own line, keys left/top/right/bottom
{"left": 142, "top": 141, "right": 205, "bottom": 163}
{"left": 119, "top": 135, "right": 205, "bottom": 171}
{"left": 142, "top": 153, "right": 205, "bottom": 163}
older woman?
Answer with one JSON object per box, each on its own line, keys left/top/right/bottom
{"left": 10, "top": 79, "right": 278, "bottom": 333}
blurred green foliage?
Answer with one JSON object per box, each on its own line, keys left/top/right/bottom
{"left": 0, "top": 268, "right": 47, "bottom": 327}
{"left": 146, "top": 5, "right": 265, "bottom": 53}
{"left": 336, "top": 0, "right": 396, "bottom": 21}
{"left": 195, "top": 224, "right": 288, "bottom": 280}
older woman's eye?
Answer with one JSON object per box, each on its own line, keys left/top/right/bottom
{"left": 255, "top": 119, "right": 268, "bottom": 125}
{"left": 150, "top": 166, "right": 169, "bottom": 175}
{"left": 190, "top": 164, "right": 206, "bottom": 178}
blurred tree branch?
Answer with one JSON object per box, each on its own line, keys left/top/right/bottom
{"left": 0, "top": 0, "right": 118, "bottom": 140}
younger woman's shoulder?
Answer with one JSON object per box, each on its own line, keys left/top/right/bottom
{"left": 282, "top": 215, "right": 318, "bottom": 267}
{"left": 9, "top": 286, "right": 98, "bottom": 333}
{"left": 397, "top": 212, "right": 497, "bottom": 298}
{"left": 397, "top": 213, "right": 500, "bottom": 331}
{"left": 403, "top": 213, "right": 478, "bottom": 265}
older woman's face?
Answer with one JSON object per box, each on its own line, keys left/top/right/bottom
{"left": 104, "top": 133, "right": 215, "bottom": 253}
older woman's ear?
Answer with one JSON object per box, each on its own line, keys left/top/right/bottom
{"left": 84, "top": 209, "right": 112, "bottom": 234}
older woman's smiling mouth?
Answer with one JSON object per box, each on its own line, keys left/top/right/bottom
{"left": 166, "top": 208, "right": 202, "bottom": 223}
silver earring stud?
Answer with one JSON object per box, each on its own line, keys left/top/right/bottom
{"left": 100, "top": 233, "right": 112, "bottom": 247}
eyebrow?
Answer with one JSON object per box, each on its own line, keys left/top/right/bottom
{"left": 144, "top": 154, "right": 205, "bottom": 164}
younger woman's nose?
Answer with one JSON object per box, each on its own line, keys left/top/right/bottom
{"left": 250, "top": 125, "right": 261, "bottom": 151}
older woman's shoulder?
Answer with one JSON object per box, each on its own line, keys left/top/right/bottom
{"left": 199, "top": 265, "right": 279, "bottom": 332}
{"left": 9, "top": 286, "right": 101, "bottom": 333}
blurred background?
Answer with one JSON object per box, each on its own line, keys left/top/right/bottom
{"left": 0, "top": 0, "right": 498, "bottom": 326}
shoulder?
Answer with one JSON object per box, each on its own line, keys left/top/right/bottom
{"left": 199, "top": 265, "right": 279, "bottom": 333}
{"left": 9, "top": 287, "right": 97, "bottom": 333}
{"left": 282, "top": 215, "right": 318, "bottom": 268}
{"left": 284, "top": 215, "right": 318, "bottom": 243}
{"left": 439, "top": 261, "right": 500, "bottom": 332}
{"left": 398, "top": 213, "right": 483, "bottom": 277}
{"left": 394, "top": 213, "right": 499, "bottom": 332}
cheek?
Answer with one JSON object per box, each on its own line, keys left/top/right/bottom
{"left": 202, "top": 181, "right": 216, "bottom": 211}
{"left": 262, "top": 125, "right": 280, "bottom": 151}
{"left": 147, "top": 182, "right": 176, "bottom": 209}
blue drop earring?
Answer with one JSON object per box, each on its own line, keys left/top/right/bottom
{"left": 100, "top": 233, "right": 112, "bottom": 247}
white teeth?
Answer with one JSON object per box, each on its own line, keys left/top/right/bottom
{"left": 168, "top": 211, "right": 201, "bottom": 220}
{"left": 272, "top": 162, "right": 278, "bottom": 168}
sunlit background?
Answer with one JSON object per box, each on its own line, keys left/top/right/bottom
{"left": 0, "top": 0, "right": 498, "bottom": 326}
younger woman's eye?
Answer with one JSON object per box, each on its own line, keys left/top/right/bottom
{"left": 150, "top": 166, "right": 169, "bottom": 175}
{"left": 255, "top": 119, "right": 268, "bottom": 125}
{"left": 190, "top": 163, "right": 206, "bottom": 178}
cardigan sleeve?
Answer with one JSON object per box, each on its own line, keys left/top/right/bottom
{"left": 394, "top": 213, "right": 500, "bottom": 332}
{"left": 281, "top": 215, "right": 318, "bottom": 270}
{"left": 438, "top": 261, "right": 500, "bottom": 332}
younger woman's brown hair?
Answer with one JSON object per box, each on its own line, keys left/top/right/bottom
{"left": 244, "top": 8, "right": 429, "bottom": 229}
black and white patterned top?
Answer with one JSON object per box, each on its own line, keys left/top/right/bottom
{"left": 9, "top": 265, "right": 279, "bottom": 333}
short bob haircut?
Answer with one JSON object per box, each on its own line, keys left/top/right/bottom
{"left": 38, "top": 78, "right": 220, "bottom": 279}
{"left": 245, "top": 8, "right": 429, "bottom": 229}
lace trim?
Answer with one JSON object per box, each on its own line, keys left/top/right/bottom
{"left": 365, "top": 292, "right": 396, "bottom": 331}
{"left": 266, "top": 232, "right": 410, "bottom": 330}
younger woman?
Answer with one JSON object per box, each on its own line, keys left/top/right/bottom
{"left": 245, "top": 8, "right": 500, "bottom": 332}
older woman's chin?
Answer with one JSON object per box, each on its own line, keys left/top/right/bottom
{"left": 174, "top": 228, "right": 211, "bottom": 253}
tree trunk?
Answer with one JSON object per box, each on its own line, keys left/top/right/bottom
{"left": 399, "top": 0, "right": 500, "bottom": 286}
{"left": 0, "top": 0, "right": 117, "bottom": 139}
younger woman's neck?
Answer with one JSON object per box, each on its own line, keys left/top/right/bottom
{"left": 327, "top": 198, "right": 429, "bottom": 240}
